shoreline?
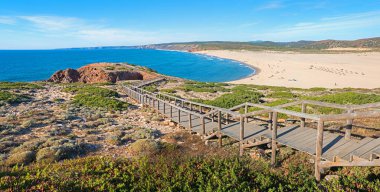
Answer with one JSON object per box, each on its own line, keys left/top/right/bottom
{"left": 195, "top": 50, "right": 380, "bottom": 89}
{"left": 191, "top": 52, "right": 258, "bottom": 81}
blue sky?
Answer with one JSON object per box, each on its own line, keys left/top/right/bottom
{"left": 0, "top": 0, "right": 379, "bottom": 49}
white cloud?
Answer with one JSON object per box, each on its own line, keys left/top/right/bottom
{"left": 0, "top": 16, "right": 16, "bottom": 25}
{"left": 0, "top": 15, "right": 205, "bottom": 48}
{"left": 19, "top": 16, "right": 80, "bottom": 31}
{"left": 252, "top": 11, "right": 380, "bottom": 41}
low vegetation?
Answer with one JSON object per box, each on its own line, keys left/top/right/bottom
{"left": 303, "top": 92, "right": 380, "bottom": 105}
{"left": 143, "top": 84, "right": 159, "bottom": 93}
{"left": 1, "top": 154, "right": 379, "bottom": 191}
{"left": 0, "top": 82, "right": 43, "bottom": 90}
{"left": 0, "top": 91, "right": 30, "bottom": 105}
{"left": 194, "top": 85, "right": 263, "bottom": 108}
{"left": 64, "top": 85, "right": 128, "bottom": 110}
{"left": 181, "top": 81, "right": 229, "bottom": 93}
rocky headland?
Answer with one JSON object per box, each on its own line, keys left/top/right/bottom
{"left": 48, "top": 63, "right": 158, "bottom": 83}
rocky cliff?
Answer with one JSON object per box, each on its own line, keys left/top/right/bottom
{"left": 48, "top": 63, "right": 158, "bottom": 83}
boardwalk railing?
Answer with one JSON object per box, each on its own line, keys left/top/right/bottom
{"left": 123, "top": 81, "right": 380, "bottom": 181}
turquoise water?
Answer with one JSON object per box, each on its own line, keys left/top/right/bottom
{"left": 0, "top": 49, "right": 254, "bottom": 82}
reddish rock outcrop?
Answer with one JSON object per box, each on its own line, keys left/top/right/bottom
{"left": 48, "top": 63, "right": 158, "bottom": 83}
{"left": 48, "top": 68, "right": 80, "bottom": 83}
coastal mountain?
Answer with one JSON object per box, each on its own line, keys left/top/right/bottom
{"left": 141, "top": 37, "right": 380, "bottom": 52}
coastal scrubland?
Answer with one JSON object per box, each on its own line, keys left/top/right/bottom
{"left": 0, "top": 77, "right": 379, "bottom": 191}
{"left": 144, "top": 37, "right": 380, "bottom": 53}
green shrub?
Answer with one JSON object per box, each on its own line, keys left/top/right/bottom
{"left": 127, "top": 139, "right": 162, "bottom": 155}
{"left": 0, "top": 91, "right": 30, "bottom": 105}
{"left": 197, "top": 86, "right": 263, "bottom": 108}
{"left": 143, "top": 85, "right": 158, "bottom": 93}
{"left": 36, "top": 147, "right": 59, "bottom": 163}
{"left": 303, "top": 92, "right": 380, "bottom": 105}
{"left": 73, "top": 95, "right": 128, "bottom": 110}
{"left": 64, "top": 85, "right": 128, "bottom": 110}
{"left": 160, "top": 88, "right": 177, "bottom": 93}
{"left": 10, "top": 139, "right": 45, "bottom": 154}
{"left": 181, "top": 81, "right": 229, "bottom": 93}
{"left": 123, "top": 127, "right": 160, "bottom": 140}
{"left": 307, "top": 87, "right": 327, "bottom": 92}
{"left": 268, "top": 91, "right": 297, "bottom": 98}
{"left": 63, "top": 86, "right": 118, "bottom": 97}
{"left": 6, "top": 151, "right": 35, "bottom": 166}
{"left": 0, "top": 155, "right": 378, "bottom": 191}
{"left": 0, "top": 82, "right": 43, "bottom": 90}
{"left": 301, "top": 92, "right": 380, "bottom": 114}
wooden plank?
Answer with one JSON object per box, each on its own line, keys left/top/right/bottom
{"left": 350, "top": 139, "right": 380, "bottom": 160}
{"left": 276, "top": 127, "right": 313, "bottom": 143}
{"left": 361, "top": 145, "right": 380, "bottom": 160}
{"left": 373, "top": 147, "right": 380, "bottom": 156}
{"left": 332, "top": 138, "right": 374, "bottom": 161}
{"left": 243, "top": 124, "right": 269, "bottom": 142}
{"left": 356, "top": 139, "right": 380, "bottom": 159}
{"left": 262, "top": 125, "right": 299, "bottom": 139}
{"left": 302, "top": 132, "right": 339, "bottom": 155}
{"left": 279, "top": 129, "right": 317, "bottom": 149}
{"left": 272, "top": 108, "right": 320, "bottom": 120}
{"left": 321, "top": 135, "right": 351, "bottom": 158}
{"left": 303, "top": 100, "right": 349, "bottom": 110}
{"left": 350, "top": 102, "right": 380, "bottom": 110}
{"left": 320, "top": 110, "right": 380, "bottom": 121}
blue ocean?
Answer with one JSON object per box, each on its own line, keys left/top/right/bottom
{"left": 0, "top": 49, "right": 254, "bottom": 82}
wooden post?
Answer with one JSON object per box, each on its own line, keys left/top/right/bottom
{"left": 190, "top": 103, "right": 193, "bottom": 111}
{"left": 170, "top": 106, "right": 173, "bottom": 118}
{"left": 271, "top": 112, "right": 278, "bottom": 167}
{"left": 141, "top": 95, "right": 145, "bottom": 106}
{"left": 189, "top": 113, "right": 192, "bottom": 129}
{"left": 163, "top": 102, "right": 166, "bottom": 114}
{"left": 268, "top": 112, "right": 273, "bottom": 130}
{"left": 156, "top": 100, "right": 160, "bottom": 115}
{"left": 178, "top": 110, "right": 181, "bottom": 124}
{"left": 345, "top": 110, "right": 353, "bottom": 140}
{"left": 301, "top": 103, "right": 306, "bottom": 128}
{"left": 245, "top": 104, "right": 248, "bottom": 123}
{"left": 202, "top": 116, "right": 206, "bottom": 135}
{"left": 315, "top": 120, "right": 324, "bottom": 181}
{"left": 239, "top": 116, "right": 245, "bottom": 156}
{"left": 218, "top": 111, "right": 222, "bottom": 147}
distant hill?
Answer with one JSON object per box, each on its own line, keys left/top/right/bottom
{"left": 62, "top": 37, "right": 380, "bottom": 52}
{"left": 141, "top": 37, "right": 380, "bottom": 52}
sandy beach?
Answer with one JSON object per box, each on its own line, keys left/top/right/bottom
{"left": 197, "top": 50, "right": 380, "bottom": 89}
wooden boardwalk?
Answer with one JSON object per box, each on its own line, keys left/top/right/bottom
{"left": 124, "top": 79, "right": 380, "bottom": 181}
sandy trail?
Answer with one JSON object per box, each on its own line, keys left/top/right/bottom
{"left": 197, "top": 50, "right": 380, "bottom": 89}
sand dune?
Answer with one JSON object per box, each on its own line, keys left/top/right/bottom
{"left": 197, "top": 50, "right": 380, "bottom": 89}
